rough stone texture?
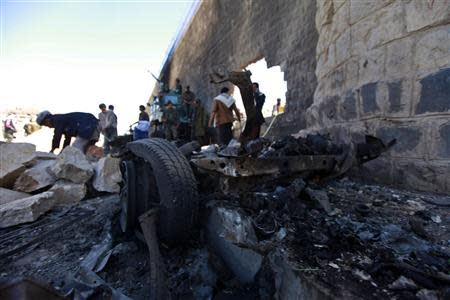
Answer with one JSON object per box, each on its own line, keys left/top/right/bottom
{"left": 51, "top": 146, "right": 94, "bottom": 184}
{"left": 49, "top": 180, "right": 86, "bottom": 206}
{"left": 154, "top": 0, "right": 319, "bottom": 134}
{"left": 310, "top": 0, "right": 450, "bottom": 193}
{"left": 206, "top": 206, "right": 263, "bottom": 284}
{"left": 156, "top": 0, "right": 450, "bottom": 193}
{"left": 14, "top": 160, "right": 57, "bottom": 193}
{"left": 0, "top": 143, "right": 36, "bottom": 188}
{"left": 0, "top": 187, "right": 30, "bottom": 206}
{"left": 0, "top": 191, "right": 55, "bottom": 228}
{"left": 23, "top": 151, "right": 57, "bottom": 168}
{"left": 92, "top": 157, "right": 121, "bottom": 193}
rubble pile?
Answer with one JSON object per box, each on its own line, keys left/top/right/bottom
{"left": 0, "top": 142, "right": 121, "bottom": 228}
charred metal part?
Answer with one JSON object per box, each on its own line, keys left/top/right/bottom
{"left": 191, "top": 155, "right": 336, "bottom": 177}
{"left": 119, "top": 160, "right": 137, "bottom": 233}
{"left": 139, "top": 209, "right": 171, "bottom": 300}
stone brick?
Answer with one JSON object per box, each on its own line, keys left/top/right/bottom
{"left": 339, "top": 90, "right": 357, "bottom": 120}
{"left": 358, "top": 47, "right": 385, "bottom": 85}
{"left": 435, "top": 121, "right": 450, "bottom": 159}
{"left": 387, "top": 80, "right": 402, "bottom": 113}
{"left": 335, "top": 29, "right": 351, "bottom": 65}
{"left": 414, "top": 26, "right": 450, "bottom": 73}
{"left": 415, "top": 68, "right": 450, "bottom": 114}
{"left": 361, "top": 82, "right": 379, "bottom": 114}
{"left": 349, "top": 0, "right": 395, "bottom": 25}
{"left": 385, "top": 36, "right": 414, "bottom": 79}
{"left": 404, "top": 0, "right": 450, "bottom": 33}
{"left": 376, "top": 126, "right": 423, "bottom": 156}
{"left": 320, "top": 95, "right": 339, "bottom": 123}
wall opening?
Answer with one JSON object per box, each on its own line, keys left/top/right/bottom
{"left": 232, "top": 58, "right": 287, "bottom": 118}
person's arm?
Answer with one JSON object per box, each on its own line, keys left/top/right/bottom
{"left": 51, "top": 127, "right": 63, "bottom": 153}
{"left": 231, "top": 104, "right": 241, "bottom": 122}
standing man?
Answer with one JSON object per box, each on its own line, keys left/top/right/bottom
{"left": 272, "top": 98, "right": 284, "bottom": 116}
{"left": 98, "top": 103, "right": 118, "bottom": 155}
{"left": 36, "top": 110, "right": 99, "bottom": 154}
{"left": 208, "top": 87, "right": 241, "bottom": 146}
{"left": 108, "top": 104, "right": 115, "bottom": 111}
{"left": 175, "top": 78, "right": 182, "bottom": 95}
{"left": 162, "top": 101, "right": 179, "bottom": 140}
{"left": 253, "top": 82, "right": 266, "bottom": 138}
{"left": 2, "top": 115, "right": 17, "bottom": 142}
{"left": 182, "top": 85, "right": 195, "bottom": 105}
{"left": 139, "top": 105, "right": 150, "bottom": 121}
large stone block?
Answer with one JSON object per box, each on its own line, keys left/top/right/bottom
{"left": 49, "top": 180, "right": 86, "bottom": 206}
{"left": 349, "top": 0, "right": 394, "bottom": 24}
{"left": 0, "top": 191, "right": 55, "bottom": 228}
{"left": 361, "top": 82, "right": 380, "bottom": 114}
{"left": 206, "top": 206, "right": 263, "bottom": 284}
{"left": 414, "top": 26, "right": 450, "bottom": 73}
{"left": 0, "top": 187, "right": 29, "bottom": 206}
{"left": 428, "top": 119, "right": 450, "bottom": 159}
{"left": 339, "top": 90, "right": 357, "bottom": 120}
{"left": 14, "top": 160, "right": 56, "bottom": 193}
{"left": 405, "top": 0, "right": 450, "bottom": 33}
{"left": 385, "top": 36, "right": 414, "bottom": 79}
{"left": 335, "top": 29, "right": 351, "bottom": 65}
{"left": 51, "top": 146, "right": 94, "bottom": 184}
{"left": 358, "top": 47, "right": 385, "bottom": 85}
{"left": 0, "top": 143, "right": 36, "bottom": 188}
{"left": 92, "top": 157, "right": 121, "bottom": 193}
{"left": 376, "top": 126, "right": 423, "bottom": 157}
{"left": 415, "top": 68, "right": 450, "bottom": 114}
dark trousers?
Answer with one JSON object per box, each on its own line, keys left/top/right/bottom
{"left": 217, "top": 123, "right": 233, "bottom": 146}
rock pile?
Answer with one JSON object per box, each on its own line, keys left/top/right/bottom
{"left": 0, "top": 143, "right": 121, "bottom": 228}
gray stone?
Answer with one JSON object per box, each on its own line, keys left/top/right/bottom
{"left": 376, "top": 127, "right": 422, "bottom": 154}
{"left": 0, "top": 191, "right": 55, "bottom": 228}
{"left": 51, "top": 146, "right": 94, "bottom": 184}
{"left": 388, "top": 81, "right": 402, "bottom": 113}
{"left": 361, "top": 82, "right": 379, "bottom": 114}
{"left": 49, "top": 180, "right": 86, "bottom": 206}
{"left": 0, "top": 187, "right": 30, "bottom": 206}
{"left": 414, "top": 27, "right": 450, "bottom": 72}
{"left": 438, "top": 123, "right": 450, "bottom": 158}
{"left": 305, "top": 188, "right": 332, "bottom": 213}
{"left": 385, "top": 37, "right": 413, "bottom": 78}
{"left": 23, "top": 151, "right": 57, "bottom": 168}
{"left": 405, "top": 0, "right": 450, "bottom": 33}
{"left": 206, "top": 206, "right": 263, "bottom": 284}
{"left": 92, "top": 157, "right": 121, "bottom": 193}
{"left": 339, "top": 90, "right": 357, "bottom": 120}
{"left": 416, "top": 68, "right": 450, "bottom": 114}
{"left": 388, "top": 276, "right": 418, "bottom": 290}
{"left": 0, "top": 143, "right": 36, "bottom": 188}
{"left": 14, "top": 160, "right": 57, "bottom": 193}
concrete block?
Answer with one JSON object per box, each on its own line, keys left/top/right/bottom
{"left": 414, "top": 26, "right": 450, "bottom": 73}
{"left": 51, "top": 146, "right": 94, "bottom": 184}
{"left": 92, "top": 157, "right": 121, "bottom": 193}
{"left": 404, "top": 0, "right": 450, "bottom": 33}
{"left": 14, "top": 160, "right": 57, "bottom": 193}
{"left": 415, "top": 68, "right": 450, "bottom": 114}
{"left": 49, "top": 180, "right": 86, "bottom": 206}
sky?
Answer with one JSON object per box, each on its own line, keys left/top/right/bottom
{"left": 0, "top": 0, "right": 196, "bottom": 134}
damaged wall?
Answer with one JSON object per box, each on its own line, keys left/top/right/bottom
{"left": 156, "top": 0, "right": 450, "bottom": 193}
{"left": 158, "top": 0, "right": 319, "bottom": 134}
{"left": 309, "top": 0, "right": 450, "bottom": 193}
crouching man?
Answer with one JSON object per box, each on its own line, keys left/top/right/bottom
{"left": 36, "top": 110, "right": 100, "bottom": 154}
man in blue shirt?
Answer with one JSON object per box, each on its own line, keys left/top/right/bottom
{"left": 36, "top": 111, "right": 100, "bottom": 154}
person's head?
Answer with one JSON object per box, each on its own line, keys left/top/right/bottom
{"left": 99, "top": 103, "right": 107, "bottom": 112}
{"left": 220, "top": 87, "right": 230, "bottom": 94}
{"left": 36, "top": 110, "right": 53, "bottom": 127}
{"left": 139, "top": 105, "right": 146, "bottom": 112}
{"left": 186, "top": 85, "right": 190, "bottom": 91}
{"left": 108, "top": 105, "right": 114, "bottom": 111}
{"left": 252, "top": 82, "right": 259, "bottom": 93}
{"left": 167, "top": 101, "right": 173, "bottom": 108}
{"left": 277, "top": 98, "right": 281, "bottom": 105}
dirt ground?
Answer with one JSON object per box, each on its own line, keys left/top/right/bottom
{"left": 0, "top": 178, "right": 449, "bottom": 299}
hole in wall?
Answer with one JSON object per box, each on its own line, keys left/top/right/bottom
{"left": 232, "top": 58, "right": 287, "bottom": 118}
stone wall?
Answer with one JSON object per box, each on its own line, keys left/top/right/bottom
{"left": 308, "top": 0, "right": 450, "bottom": 193}
{"left": 158, "top": 0, "right": 319, "bottom": 135}
{"left": 156, "top": 0, "right": 450, "bottom": 193}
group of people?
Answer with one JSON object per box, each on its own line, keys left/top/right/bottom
{"left": 34, "top": 78, "right": 280, "bottom": 154}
